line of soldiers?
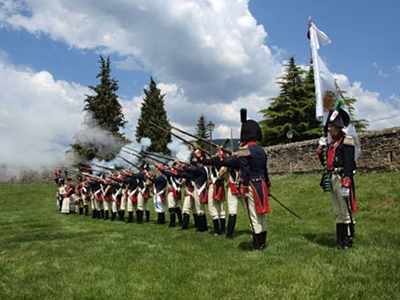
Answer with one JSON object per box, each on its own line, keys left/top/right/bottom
{"left": 55, "top": 108, "right": 357, "bottom": 251}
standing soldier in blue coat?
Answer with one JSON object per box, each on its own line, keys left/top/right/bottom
{"left": 317, "top": 109, "right": 358, "bottom": 250}
{"left": 238, "top": 109, "right": 271, "bottom": 250}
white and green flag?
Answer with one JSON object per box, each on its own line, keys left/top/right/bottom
{"left": 308, "top": 19, "right": 361, "bottom": 160}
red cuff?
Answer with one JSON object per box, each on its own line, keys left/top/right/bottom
{"left": 178, "top": 163, "right": 185, "bottom": 170}
{"left": 194, "top": 150, "right": 202, "bottom": 157}
{"left": 316, "top": 148, "right": 323, "bottom": 160}
{"left": 239, "top": 185, "right": 249, "bottom": 194}
{"left": 156, "top": 165, "right": 164, "bottom": 172}
{"left": 341, "top": 177, "right": 352, "bottom": 188}
{"left": 171, "top": 169, "right": 178, "bottom": 176}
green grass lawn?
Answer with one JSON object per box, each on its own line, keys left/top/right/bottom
{"left": 1, "top": 172, "right": 400, "bottom": 300}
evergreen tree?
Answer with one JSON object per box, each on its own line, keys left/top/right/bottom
{"left": 195, "top": 114, "right": 210, "bottom": 150}
{"left": 259, "top": 56, "right": 318, "bottom": 145}
{"left": 337, "top": 90, "right": 369, "bottom": 132}
{"left": 259, "top": 57, "right": 368, "bottom": 146}
{"left": 71, "top": 55, "right": 128, "bottom": 161}
{"left": 302, "top": 66, "right": 324, "bottom": 137}
{"left": 136, "top": 77, "right": 171, "bottom": 153}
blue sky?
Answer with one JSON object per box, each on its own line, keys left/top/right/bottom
{"left": 0, "top": 0, "right": 399, "bottom": 168}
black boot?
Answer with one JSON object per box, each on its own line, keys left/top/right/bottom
{"left": 111, "top": 212, "right": 116, "bottom": 221}
{"left": 252, "top": 233, "right": 259, "bottom": 250}
{"left": 350, "top": 223, "right": 355, "bottom": 238}
{"left": 157, "top": 212, "right": 166, "bottom": 224}
{"left": 343, "top": 224, "right": 353, "bottom": 249}
{"left": 169, "top": 208, "right": 176, "bottom": 227}
{"left": 226, "top": 214, "right": 237, "bottom": 239}
{"left": 145, "top": 210, "right": 150, "bottom": 222}
{"left": 137, "top": 210, "right": 143, "bottom": 224}
{"left": 79, "top": 207, "right": 83, "bottom": 215}
{"left": 197, "top": 215, "right": 208, "bottom": 233}
{"left": 176, "top": 207, "right": 183, "bottom": 225}
{"left": 193, "top": 214, "right": 199, "bottom": 228}
{"left": 197, "top": 215, "right": 205, "bottom": 232}
{"left": 181, "top": 213, "right": 190, "bottom": 230}
{"left": 213, "top": 219, "right": 221, "bottom": 235}
{"left": 336, "top": 223, "right": 344, "bottom": 249}
{"left": 220, "top": 218, "right": 226, "bottom": 234}
{"left": 104, "top": 210, "right": 109, "bottom": 220}
{"left": 97, "top": 210, "right": 102, "bottom": 219}
{"left": 100, "top": 209, "right": 105, "bottom": 219}
{"left": 157, "top": 213, "right": 161, "bottom": 224}
{"left": 161, "top": 212, "right": 166, "bottom": 224}
{"left": 260, "top": 231, "right": 267, "bottom": 250}
{"left": 84, "top": 205, "right": 89, "bottom": 216}
{"left": 253, "top": 233, "right": 264, "bottom": 250}
{"left": 127, "top": 211, "right": 134, "bottom": 223}
{"left": 120, "top": 210, "right": 125, "bottom": 222}
{"left": 92, "top": 209, "right": 97, "bottom": 219}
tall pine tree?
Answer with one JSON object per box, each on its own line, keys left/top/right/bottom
{"left": 195, "top": 114, "right": 210, "bottom": 150}
{"left": 259, "top": 56, "right": 318, "bottom": 145}
{"left": 71, "top": 55, "right": 128, "bottom": 161}
{"left": 136, "top": 77, "right": 171, "bottom": 153}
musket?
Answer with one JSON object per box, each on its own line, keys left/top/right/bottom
{"left": 269, "top": 194, "right": 303, "bottom": 220}
{"left": 169, "top": 124, "right": 232, "bottom": 155}
{"left": 67, "top": 169, "right": 105, "bottom": 182}
{"left": 124, "top": 146, "right": 141, "bottom": 153}
{"left": 116, "top": 154, "right": 141, "bottom": 170}
{"left": 142, "top": 150, "right": 188, "bottom": 166}
{"left": 122, "top": 149, "right": 152, "bottom": 164}
{"left": 92, "top": 163, "right": 122, "bottom": 172}
{"left": 122, "top": 149, "right": 168, "bottom": 166}
{"left": 148, "top": 121, "right": 211, "bottom": 156}
{"left": 124, "top": 146, "right": 185, "bottom": 165}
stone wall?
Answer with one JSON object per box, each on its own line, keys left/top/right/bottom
{"left": 265, "top": 126, "right": 400, "bottom": 175}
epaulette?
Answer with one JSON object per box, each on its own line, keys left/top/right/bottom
{"left": 343, "top": 135, "right": 355, "bottom": 146}
{"left": 237, "top": 145, "right": 250, "bottom": 157}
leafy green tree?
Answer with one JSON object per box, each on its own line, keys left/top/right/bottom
{"left": 259, "top": 56, "right": 319, "bottom": 145}
{"left": 195, "top": 114, "right": 210, "bottom": 150}
{"left": 136, "top": 77, "right": 171, "bottom": 154}
{"left": 71, "top": 55, "right": 128, "bottom": 161}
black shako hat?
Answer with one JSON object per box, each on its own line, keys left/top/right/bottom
{"left": 324, "top": 109, "right": 350, "bottom": 133}
{"left": 240, "top": 108, "right": 262, "bottom": 143}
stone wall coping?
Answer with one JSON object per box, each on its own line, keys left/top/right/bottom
{"left": 264, "top": 126, "right": 400, "bottom": 151}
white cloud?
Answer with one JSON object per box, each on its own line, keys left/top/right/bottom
{"left": 0, "top": 60, "right": 87, "bottom": 168}
{"left": 0, "top": 0, "right": 281, "bottom": 103}
{"left": 372, "top": 62, "right": 389, "bottom": 78}
{"left": 335, "top": 74, "right": 400, "bottom": 130}
{"left": 1, "top": 0, "right": 398, "bottom": 164}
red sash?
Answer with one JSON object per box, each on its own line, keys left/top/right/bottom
{"left": 350, "top": 185, "right": 358, "bottom": 212}
{"left": 212, "top": 184, "right": 225, "bottom": 201}
{"left": 249, "top": 181, "right": 270, "bottom": 214}
{"left": 228, "top": 181, "right": 239, "bottom": 195}
{"left": 199, "top": 188, "right": 208, "bottom": 204}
